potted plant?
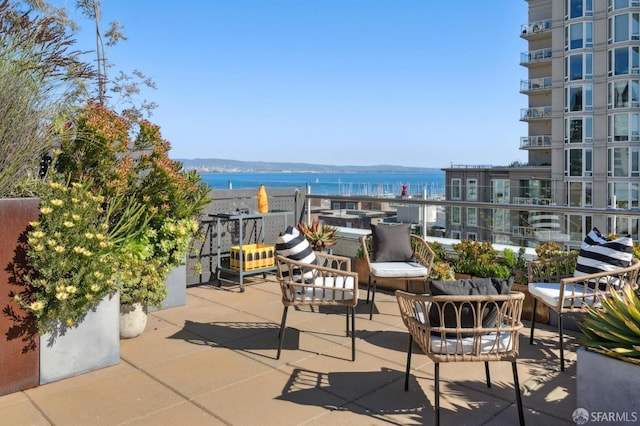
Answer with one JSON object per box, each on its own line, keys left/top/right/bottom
{"left": 54, "top": 102, "right": 209, "bottom": 338}
{"left": 577, "top": 285, "right": 640, "bottom": 414}
{"left": 0, "top": 1, "right": 94, "bottom": 394}
{"left": 451, "top": 240, "right": 510, "bottom": 279}
{"left": 16, "top": 176, "right": 125, "bottom": 384}
{"left": 297, "top": 220, "right": 338, "bottom": 252}
{"left": 427, "top": 241, "right": 455, "bottom": 282}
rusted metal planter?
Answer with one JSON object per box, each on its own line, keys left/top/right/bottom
{"left": 0, "top": 198, "right": 40, "bottom": 396}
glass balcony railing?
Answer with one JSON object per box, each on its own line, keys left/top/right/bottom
{"left": 520, "top": 106, "right": 552, "bottom": 121}
{"left": 520, "top": 77, "right": 552, "bottom": 92}
{"left": 520, "top": 135, "right": 552, "bottom": 149}
{"left": 195, "top": 189, "right": 640, "bottom": 282}
{"left": 520, "top": 19, "right": 552, "bottom": 37}
{"left": 520, "top": 48, "right": 552, "bottom": 65}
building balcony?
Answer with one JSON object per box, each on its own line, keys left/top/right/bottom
{"left": 512, "top": 196, "right": 553, "bottom": 205}
{"left": 520, "top": 106, "right": 552, "bottom": 121}
{"left": 520, "top": 77, "right": 552, "bottom": 93}
{"left": 520, "top": 19, "right": 552, "bottom": 39}
{"left": 520, "top": 135, "right": 552, "bottom": 149}
{"left": 520, "top": 48, "right": 552, "bottom": 66}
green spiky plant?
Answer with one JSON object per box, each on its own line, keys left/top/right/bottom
{"left": 580, "top": 285, "right": 640, "bottom": 365}
{"left": 297, "top": 220, "right": 338, "bottom": 251}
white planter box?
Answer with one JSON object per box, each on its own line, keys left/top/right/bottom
{"left": 577, "top": 347, "right": 640, "bottom": 422}
{"left": 40, "top": 293, "right": 120, "bottom": 385}
{"left": 149, "top": 262, "right": 186, "bottom": 312}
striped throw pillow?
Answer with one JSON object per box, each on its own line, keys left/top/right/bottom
{"left": 276, "top": 226, "right": 317, "bottom": 281}
{"left": 574, "top": 228, "right": 633, "bottom": 283}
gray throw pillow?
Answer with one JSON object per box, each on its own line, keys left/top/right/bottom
{"left": 428, "top": 278, "right": 513, "bottom": 336}
{"left": 370, "top": 223, "right": 413, "bottom": 262}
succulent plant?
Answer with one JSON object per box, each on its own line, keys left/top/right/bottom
{"left": 580, "top": 285, "right": 640, "bottom": 365}
{"left": 297, "top": 220, "right": 338, "bottom": 251}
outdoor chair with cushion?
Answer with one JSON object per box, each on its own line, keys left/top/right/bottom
{"left": 528, "top": 228, "right": 640, "bottom": 371}
{"left": 361, "top": 223, "right": 435, "bottom": 320}
{"left": 396, "top": 289, "right": 526, "bottom": 426}
{"left": 275, "top": 226, "right": 359, "bottom": 360}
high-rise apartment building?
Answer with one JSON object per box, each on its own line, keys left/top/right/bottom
{"left": 443, "top": 0, "right": 640, "bottom": 248}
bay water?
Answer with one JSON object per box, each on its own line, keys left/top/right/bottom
{"left": 200, "top": 171, "right": 445, "bottom": 196}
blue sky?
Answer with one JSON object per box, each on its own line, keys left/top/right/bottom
{"left": 54, "top": 0, "right": 528, "bottom": 168}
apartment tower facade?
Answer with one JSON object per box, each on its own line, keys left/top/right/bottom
{"left": 443, "top": 0, "right": 640, "bottom": 248}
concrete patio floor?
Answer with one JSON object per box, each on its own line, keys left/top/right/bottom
{"left": 0, "top": 276, "right": 579, "bottom": 425}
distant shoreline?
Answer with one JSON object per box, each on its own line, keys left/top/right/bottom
{"left": 177, "top": 158, "right": 442, "bottom": 174}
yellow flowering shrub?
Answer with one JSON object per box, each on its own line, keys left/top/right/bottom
{"left": 17, "top": 179, "right": 119, "bottom": 332}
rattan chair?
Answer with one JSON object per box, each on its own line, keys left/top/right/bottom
{"left": 528, "top": 254, "right": 640, "bottom": 371}
{"left": 275, "top": 253, "right": 359, "bottom": 360}
{"left": 361, "top": 234, "right": 435, "bottom": 320}
{"left": 396, "top": 290, "right": 525, "bottom": 426}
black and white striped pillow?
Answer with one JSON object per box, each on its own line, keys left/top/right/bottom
{"left": 276, "top": 226, "right": 317, "bottom": 281}
{"left": 574, "top": 228, "right": 633, "bottom": 281}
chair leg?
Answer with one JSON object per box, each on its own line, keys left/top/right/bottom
{"left": 345, "top": 306, "right": 349, "bottom": 336}
{"left": 404, "top": 334, "right": 413, "bottom": 391}
{"left": 276, "top": 306, "right": 288, "bottom": 360}
{"left": 434, "top": 362, "right": 440, "bottom": 426}
{"left": 366, "top": 276, "right": 371, "bottom": 304}
{"left": 484, "top": 361, "right": 491, "bottom": 388}
{"left": 558, "top": 313, "right": 565, "bottom": 372}
{"left": 369, "top": 279, "right": 377, "bottom": 320}
{"left": 512, "top": 361, "right": 525, "bottom": 426}
{"left": 351, "top": 306, "right": 356, "bottom": 361}
{"left": 529, "top": 298, "right": 538, "bottom": 345}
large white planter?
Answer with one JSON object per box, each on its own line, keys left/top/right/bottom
{"left": 577, "top": 347, "right": 640, "bottom": 422}
{"left": 120, "top": 302, "right": 147, "bottom": 339}
{"left": 148, "top": 261, "right": 186, "bottom": 312}
{"left": 40, "top": 292, "right": 120, "bottom": 385}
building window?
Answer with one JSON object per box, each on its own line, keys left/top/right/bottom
{"left": 609, "top": 0, "right": 640, "bottom": 12}
{"left": 569, "top": 214, "right": 591, "bottom": 242}
{"left": 566, "top": 21, "right": 593, "bottom": 50}
{"left": 566, "top": 53, "right": 593, "bottom": 81}
{"left": 451, "top": 178, "right": 461, "bottom": 199}
{"left": 345, "top": 202, "right": 355, "bottom": 210}
{"left": 565, "top": 148, "right": 593, "bottom": 176}
{"left": 608, "top": 12, "right": 640, "bottom": 43}
{"left": 492, "top": 179, "right": 510, "bottom": 203}
{"left": 567, "top": 0, "right": 594, "bottom": 19}
{"left": 609, "top": 181, "right": 640, "bottom": 208}
{"left": 565, "top": 84, "right": 593, "bottom": 111}
{"left": 466, "top": 232, "right": 477, "bottom": 241}
{"left": 565, "top": 116, "right": 593, "bottom": 143}
{"left": 451, "top": 207, "right": 461, "bottom": 225}
{"left": 608, "top": 79, "right": 640, "bottom": 108}
{"left": 467, "top": 207, "right": 477, "bottom": 226}
{"left": 608, "top": 147, "right": 640, "bottom": 177}
{"left": 608, "top": 46, "right": 640, "bottom": 76}
{"left": 466, "top": 179, "right": 478, "bottom": 201}
{"left": 332, "top": 202, "right": 340, "bottom": 210}
{"left": 451, "top": 231, "right": 461, "bottom": 240}
{"left": 608, "top": 112, "right": 640, "bottom": 141}
{"left": 568, "top": 181, "right": 593, "bottom": 206}
{"left": 492, "top": 209, "right": 510, "bottom": 232}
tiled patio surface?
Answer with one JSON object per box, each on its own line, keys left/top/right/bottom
{"left": 0, "top": 276, "right": 579, "bottom": 425}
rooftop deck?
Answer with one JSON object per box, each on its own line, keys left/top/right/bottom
{"left": 0, "top": 277, "right": 578, "bottom": 425}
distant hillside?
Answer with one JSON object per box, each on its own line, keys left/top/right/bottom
{"left": 176, "top": 158, "right": 441, "bottom": 173}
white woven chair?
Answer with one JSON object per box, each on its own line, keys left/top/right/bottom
{"left": 527, "top": 254, "right": 640, "bottom": 371}
{"left": 361, "top": 234, "right": 435, "bottom": 320}
{"left": 396, "top": 290, "right": 525, "bottom": 426}
{"left": 275, "top": 253, "right": 359, "bottom": 360}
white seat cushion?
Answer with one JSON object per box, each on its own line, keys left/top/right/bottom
{"left": 528, "top": 282, "right": 596, "bottom": 308}
{"left": 292, "top": 276, "right": 356, "bottom": 301}
{"left": 370, "top": 262, "right": 429, "bottom": 278}
{"left": 430, "top": 330, "right": 516, "bottom": 354}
